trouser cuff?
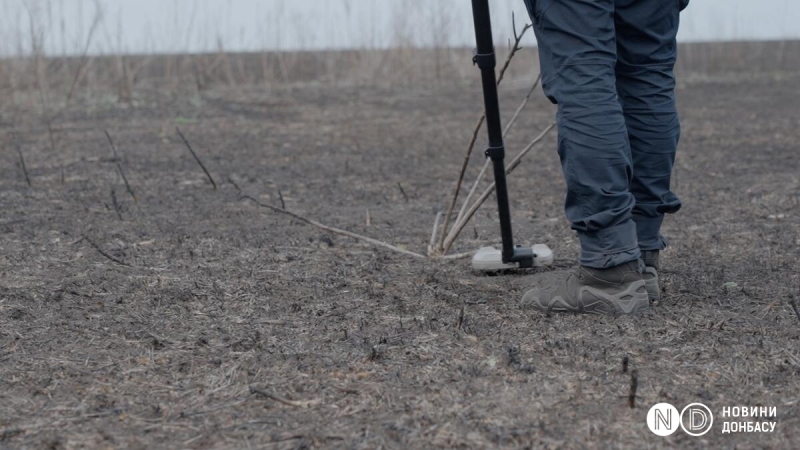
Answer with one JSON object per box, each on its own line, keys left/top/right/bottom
{"left": 633, "top": 213, "right": 669, "bottom": 251}
{"left": 577, "top": 220, "right": 641, "bottom": 269}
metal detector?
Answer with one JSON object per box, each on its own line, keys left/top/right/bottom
{"left": 469, "top": 0, "right": 554, "bottom": 271}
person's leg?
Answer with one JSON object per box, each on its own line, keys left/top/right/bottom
{"left": 615, "top": 0, "right": 684, "bottom": 253}
{"left": 524, "top": 0, "right": 639, "bottom": 269}
{"left": 615, "top": 0, "right": 686, "bottom": 302}
{"left": 521, "top": 0, "right": 647, "bottom": 315}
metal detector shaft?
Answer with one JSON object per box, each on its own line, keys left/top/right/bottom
{"left": 470, "top": 0, "right": 533, "bottom": 266}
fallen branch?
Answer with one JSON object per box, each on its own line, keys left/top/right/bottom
{"left": 454, "top": 74, "right": 541, "bottom": 230}
{"left": 12, "top": 133, "right": 32, "bottom": 187}
{"left": 442, "top": 122, "right": 556, "bottom": 254}
{"left": 249, "top": 386, "right": 321, "bottom": 408}
{"left": 104, "top": 130, "right": 137, "bottom": 202}
{"left": 176, "top": 127, "right": 217, "bottom": 189}
{"left": 437, "top": 17, "right": 533, "bottom": 253}
{"left": 241, "top": 195, "right": 426, "bottom": 259}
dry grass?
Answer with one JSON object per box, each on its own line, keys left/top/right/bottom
{"left": 0, "top": 58, "right": 798, "bottom": 448}
{"left": 1, "top": 41, "right": 798, "bottom": 104}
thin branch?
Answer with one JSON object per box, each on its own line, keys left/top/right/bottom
{"left": 503, "top": 73, "right": 541, "bottom": 138}
{"left": 12, "top": 133, "right": 32, "bottom": 187}
{"left": 241, "top": 195, "right": 426, "bottom": 259}
{"left": 47, "top": 122, "right": 58, "bottom": 153}
{"left": 397, "top": 182, "right": 409, "bottom": 202}
{"left": 176, "top": 127, "right": 217, "bottom": 189}
{"left": 66, "top": 0, "right": 104, "bottom": 102}
{"left": 104, "top": 130, "right": 137, "bottom": 202}
{"left": 438, "top": 115, "right": 484, "bottom": 252}
{"left": 277, "top": 188, "right": 285, "bottom": 209}
{"left": 442, "top": 122, "right": 556, "bottom": 254}
{"left": 628, "top": 369, "right": 638, "bottom": 409}
{"left": 437, "top": 21, "right": 533, "bottom": 252}
{"left": 82, "top": 235, "right": 131, "bottom": 267}
{"left": 454, "top": 74, "right": 541, "bottom": 229}
{"left": 110, "top": 188, "right": 123, "bottom": 220}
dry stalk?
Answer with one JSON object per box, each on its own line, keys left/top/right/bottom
{"left": 628, "top": 369, "right": 638, "bottom": 409}
{"left": 66, "top": 0, "right": 104, "bottom": 103}
{"left": 12, "top": 133, "right": 32, "bottom": 187}
{"left": 176, "top": 127, "right": 218, "bottom": 189}
{"left": 428, "top": 211, "right": 443, "bottom": 256}
{"left": 442, "top": 122, "right": 555, "bottom": 254}
{"left": 454, "top": 73, "right": 541, "bottom": 228}
{"left": 437, "top": 18, "right": 533, "bottom": 253}
{"left": 104, "top": 130, "right": 137, "bottom": 202}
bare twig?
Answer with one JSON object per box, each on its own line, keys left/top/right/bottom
{"left": 249, "top": 386, "right": 320, "bottom": 408}
{"left": 82, "top": 235, "right": 131, "bottom": 267}
{"left": 503, "top": 73, "right": 542, "bottom": 138}
{"left": 12, "top": 133, "right": 32, "bottom": 187}
{"left": 438, "top": 115, "right": 485, "bottom": 252}
{"left": 226, "top": 176, "right": 241, "bottom": 193}
{"left": 437, "top": 20, "right": 533, "bottom": 253}
{"left": 628, "top": 369, "right": 638, "bottom": 409}
{"left": 442, "top": 123, "right": 556, "bottom": 253}
{"left": 104, "top": 130, "right": 137, "bottom": 202}
{"left": 277, "top": 188, "right": 285, "bottom": 209}
{"left": 176, "top": 127, "right": 217, "bottom": 189}
{"left": 428, "top": 211, "right": 442, "bottom": 256}
{"left": 397, "top": 182, "right": 409, "bottom": 202}
{"left": 365, "top": 208, "right": 371, "bottom": 227}
{"left": 66, "top": 0, "right": 104, "bottom": 103}
{"left": 47, "top": 122, "right": 58, "bottom": 153}
{"left": 454, "top": 74, "right": 542, "bottom": 228}
{"left": 110, "top": 188, "right": 123, "bottom": 220}
{"left": 241, "top": 195, "right": 426, "bottom": 259}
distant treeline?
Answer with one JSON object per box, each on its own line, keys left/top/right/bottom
{"left": 0, "top": 40, "right": 798, "bottom": 102}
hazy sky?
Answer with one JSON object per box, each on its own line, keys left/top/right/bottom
{"left": 1, "top": 0, "right": 798, "bottom": 56}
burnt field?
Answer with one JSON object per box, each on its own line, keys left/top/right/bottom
{"left": 1, "top": 62, "right": 799, "bottom": 448}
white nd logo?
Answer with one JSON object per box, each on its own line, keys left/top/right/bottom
{"left": 647, "top": 403, "right": 681, "bottom": 436}
{"left": 647, "top": 402, "right": 714, "bottom": 436}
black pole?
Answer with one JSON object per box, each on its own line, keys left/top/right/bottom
{"left": 471, "top": 0, "right": 515, "bottom": 263}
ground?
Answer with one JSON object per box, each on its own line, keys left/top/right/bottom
{"left": 0, "top": 69, "right": 798, "bottom": 449}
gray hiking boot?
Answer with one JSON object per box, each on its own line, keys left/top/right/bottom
{"left": 522, "top": 260, "right": 649, "bottom": 316}
{"left": 641, "top": 250, "right": 661, "bottom": 305}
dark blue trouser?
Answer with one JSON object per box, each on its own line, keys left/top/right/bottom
{"left": 524, "top": 0, "right": 688, "bottom": 268}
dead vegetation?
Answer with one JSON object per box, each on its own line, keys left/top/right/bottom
{"left": 0, "top": 51, "right": 798, "bottom": 447}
